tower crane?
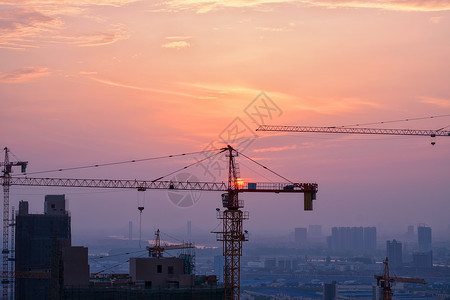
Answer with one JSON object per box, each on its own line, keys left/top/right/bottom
{"left": 1, "top": 145, "right": 318, "bottom": 300}
{"left": 257, "top": 125, "right": 450, "bottom": 145}
{"left": 375, "top": 257, "right": 426, "bottom": 300}
{"left": 147, "top": 229, "right": 194, "bottom": 258}
{"left": 1, "top": 147, "right": 27, "bottom": 299}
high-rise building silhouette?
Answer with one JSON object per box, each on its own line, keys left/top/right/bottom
{"left": 15, "top": 195, "right": 71, "bottom": 300}
{"left": 406, "top": 225, "right": 415, "bottom": 239}
{"left": 363, "top": 227, "right": 377, "bottom": 250}
{"left": 294, "top": 227, "right": 307, "bottom": 247}
{"left": 386, "top": 240, "right": 403, "bottom": 269}
{"left": 412, "top": 251, "right": 433, "bottom": 269}
{"left": 323, "top": 281, "right": 337, "bottom": 300}
{"left": 418, "top": 226, "right": 432, "bottom": 252}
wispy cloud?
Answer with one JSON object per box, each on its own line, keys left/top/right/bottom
{"left": 162, "top": 0, "right": 296, "bottom": 13}
{"left": 253, "top": 145, "right": 297, "bottom": 153}
{"left": 293, "top": 97, "right": 382, "bottom": 115}
{"left": 0, "top": 67, "right": 50, "bottom": 83}
{"left": 165, "top": 35, "right": 192, "bottom": 40}
{"left": 0, "top": 1, "right": 134, "bottom": 50}
{"left": 0, "top": 7, "right": 62, "bottom": 50}
{"left": 87, "top": 76, "right": 201, "bottom": 99}
{"left": 429, "top": 16, "right": 445, "bottom": 24}
{"left": 161, "top": 40, "right": 191, "bottom": 50}
{"left": 56, "top": 26, "right": 129, "bottom": 47}
{"left": 161, "top": 0, "right": 450, "bottom": 12}
{"left": 0, "top": 0, "right": 139, "bottom": 10}
{"left": 420, "top": 96, "right": 450, "bottom": 108}
{"left": 301, "top": 0, "right": 450, "bottom": 12}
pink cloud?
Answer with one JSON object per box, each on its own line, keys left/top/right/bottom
{"left": 420, "top": 96, "right": 450, "bottom": 108}
{"left": 253, "top": 145, "right": 297, "bottom": 153}
{"left": 0, "top": 7, "right": 61, "bottom": 50}
{"left": 0, "top": 67, "right": 50, "bottom": 83}
{"left": 162, "top": 0, "right": 450, "bottom": 12}
{"left": 161, "top": 41, "right": 191, "bottom": 50}
{"left": 302, "top": 0, "right": 450, "bottom": 11}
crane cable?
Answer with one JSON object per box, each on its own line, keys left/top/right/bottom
{"left": 236, "top": 150, "right": 294, "bottom": 184}
{"left": 92, "top": 252, "right": 148, "bottom": 276}
{"left": 337, "top": 114, "right": 450, "bottom": 128}
{"left": 150, "top": 148, "right": 226, "bottom": 182}
{"left": 19, "top": 149, "right": 222, "bottom": 176}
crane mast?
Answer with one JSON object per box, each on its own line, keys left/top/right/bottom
{"left": 0, "top": 146, "right": 318, "bottom": 300}
{"left": 1, "top": 148, "right": 27, "bottom": 299}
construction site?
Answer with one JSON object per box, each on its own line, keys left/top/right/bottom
{"left": 2, "top": 120, "right": 450, "bottom": 299}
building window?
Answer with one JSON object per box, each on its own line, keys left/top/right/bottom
{"left": 157, "top": 265, "right": 162, "bottom": 273}
{"left": 168, "top": 266, "right": 174, "bottom": 274}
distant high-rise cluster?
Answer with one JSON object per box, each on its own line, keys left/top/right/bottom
{"left": 327, "top": 227, "right": 377, "bottom": 251}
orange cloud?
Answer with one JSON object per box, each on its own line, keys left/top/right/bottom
{"left": 0, "top": 67, "right": 50, "bottom": 83}
{"left": 55, "top": 26, "right": 129, "bottom": 47}
{"left": 161, "top": 41, "right": 191, "bottom": 50}
{"left": 0, "top": 2, "right": 132, "bottom": 50}
{"left": 302, "top": 0, "right": 450, "bottom": 11}
{"left": 87, "top": 76, "right": 201, "bottom": 100}
{"left": 253, "top": 145, "right": 297, "bottom": 153}
{"left": 0, "top": 7, "right": 62, "bottom": 50}
{"left": 420, "top": 96, "right": 450, "bottom": 108}
{"left": 162, "top": 0, "right": 450, "bottom": 12}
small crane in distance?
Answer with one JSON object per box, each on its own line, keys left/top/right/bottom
{"left": 374, "top": 257, "right": 426, "bottom": 300}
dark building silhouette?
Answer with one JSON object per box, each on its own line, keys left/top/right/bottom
{"left": 418, "top": 226, "right": 432, "bottom": 252}
{"left": 323, "top": 281, "right": 337, "bottom": 300}
{"left": 386, "top": 240, "right": 403, "bottom": 269}
{"left": 413, "top": 251, "right": 433, "bottom": 269}
{"left": 15, "top": 195, "right": 71, "bottom": 300}
{"left": 294, "top": 227, "right": 307, "bottom": 246}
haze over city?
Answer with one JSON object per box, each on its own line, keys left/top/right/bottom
{"left": 2, "top": 0, "right": 450, "bottom": 242}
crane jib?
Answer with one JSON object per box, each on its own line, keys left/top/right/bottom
{"left": 2, "top": 177, "right": 318, "bottom": 194}
{"left": 257, "top": 125, "right": 450, "bottom": 137}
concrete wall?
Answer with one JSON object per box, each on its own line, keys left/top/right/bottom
{"left": 130, "top": 257, "right": 194, "bottom": 288}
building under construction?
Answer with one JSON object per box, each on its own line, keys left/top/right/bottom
{"left": 13, "top": 195, "right": 223, "bottom": 300}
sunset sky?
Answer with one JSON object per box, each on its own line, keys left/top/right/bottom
{"left": 2, "top": 0, "right": 450, "bottom": 242}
